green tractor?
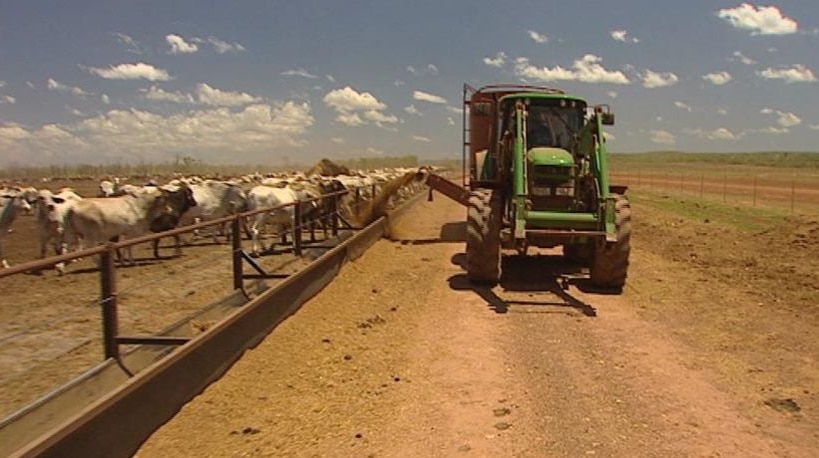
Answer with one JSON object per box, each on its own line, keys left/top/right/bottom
{"left": 433, "top": 84, "right": 631, "bottom": 290}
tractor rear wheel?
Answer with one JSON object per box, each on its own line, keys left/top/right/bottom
{"left": 466, "top": 189, "right": 502, "bottom": 285}
{"left": 590, "top": 193, "right": 631, "bottom": 290}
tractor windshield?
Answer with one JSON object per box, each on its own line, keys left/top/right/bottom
{"left": 526, "top": 101, "right": 584, "bottom": 150}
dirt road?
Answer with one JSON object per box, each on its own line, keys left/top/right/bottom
{"left": 129, "top": 192, "right": 817, "bottom": 457}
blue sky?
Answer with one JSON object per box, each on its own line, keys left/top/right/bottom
{"left": 1, "top": 0, "right": 818, "bottom": 167}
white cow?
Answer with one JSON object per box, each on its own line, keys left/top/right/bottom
{"left": 34, "top": 189, "right": 84, "bottom": 274}
{"left": 66, "top": 187, "right": 191, "bottom": 265}
{"left": 246, "top": 185, "right": 304, "bottom": 255}
{"left": 178, "top": 180, "right": 249, "bottom": 243}
{"left": 0, "top": 192, "right": 32, "bottom": 268}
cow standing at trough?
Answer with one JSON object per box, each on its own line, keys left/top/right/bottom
{"left": 177, "top": 180, "right": 249, "bottom": 244}
{"left": 0, "top": 192, "right": 32, "bottom": 268}
{"left": 34, "top": 189, "right": 83, "bottom": 274}
{"left": 246, "top": 184, "right": 306, "bottom": 256}
{"left": 67, "top": 186, "right": 195, "bottom": 266}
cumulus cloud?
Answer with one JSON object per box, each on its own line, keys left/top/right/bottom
{"left": 413, "top": 90, "right": 447, "bottom": 104}
{"left": 611, "top": 29, "right": 639, "bottom": 43}
{"left": 331, "top": 137, "right": 345, "bottom": 143}
{"left": 703, "top": 71, "right": 733, "bottom": 85}
{"left": 731, "top": 51, "right": 757, "bottom": 65}
{"left": 447, "top": 117, "right": 455, "bottom": 126}
{"left": 404, "top": 105, "right": 421, "bottom": 115}
{"left": 143, "top": 85, "right": 196, "bottom": 104}
{"left": 756, "top": 126, "right": 789, "bottom": 134}
{"left": 1, "top": 95, "right": 15, "bottom": 104}
{"left": 88, "top": 62, "right": 172, "bottom": 81}
{"left": 0, "top": 103, "right": 313, "bottom": 166}
{"left": 685, "top": 127, "right": 740, "bottom": 140}
{"left": 756, "top": 64, "right": 817, "bottom": 83}
{"left": 607, "top": 91, "right": 618, "bottom": 99}
{"left": 674, "top": 101, "right": 692, "bottom": 112}
{"left": 195, "top": 83, "right": 261, "bottom": 106}
{"left": 0, "top": 81, "right": 6, "bottom": 88}
{"left": 717, "top": 3, "right": 797, "bottom": 35}
{"left": 114, "top": 33, "right": 142, "bottom": 54}
{"left": 483, "top": 52, "right": 507, "bottom": 68}
{"left": 406, "top": 64, "right": 439, "bottom": 76}
{"left": 101, "top": 94, "right": 110, "bottom": 104}
{"left": 808, "top": 124, "right": 819, "bottom": 130}
{"left": 281, "top": 68, "right": 318, "bottom": 79}
{"left": 446, "top": 106, "right": 463, "bottom": 114}
{"left": 717, "top": 108, "right": 728, "bottom": 115}
{"left": 166, "top": 34, "right": 198, "bottom": 54}
{"left": 649, "top": 130, "right": 676, "bottom": 145}
{"left": 640, "top": 70, "right": 679, "bottom": 88}
{"left": 207, "top": 37, "right": 246, "bottom": 53}
{"left": 760, "top": 108, "right": 802, "bottom": 127}
{"left": 515, "top": 54, "right": 630, "bottom": 85}
{"left": 47, "top": 78, "right": 90, "bottom": 96}
{"left": 527, "top": 30, "right": 548, "bottom": 43}
{"left": 323, "top": 86, "right": 396, "bottom": 127}
{"left": 412, "top": 135, "right": 431, "bottom": 142}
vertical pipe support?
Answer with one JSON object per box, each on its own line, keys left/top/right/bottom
{"left": 100, "top": 245, "right": 119, "bottom": 361}
{"left": 330, "top": 194, "right": 339, "bottom": 237}
{"left": 293, "top": 201, "right": 302, "bottom": 257}
{"left": 231, "top": 216, "right": 243, "bottom": 291}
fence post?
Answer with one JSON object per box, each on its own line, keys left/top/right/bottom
{"left": 330, "top": 193, "right": 339, "bottom": 237}
{"left": 293, "top": 201, "right": 302, "bottom": 257}
{"left": 100, "top": 246, "right": 119, "bottom": 361}
{"left": 232, "top": 217, "right": 243, "bottom": 290}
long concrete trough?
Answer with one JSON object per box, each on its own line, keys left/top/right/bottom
{"left": 4, "top": 191, "right": 425, "bottom": 458}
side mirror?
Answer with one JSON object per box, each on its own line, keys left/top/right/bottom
{"left": 601, "top": 112, "right": 615, "bottom": 126}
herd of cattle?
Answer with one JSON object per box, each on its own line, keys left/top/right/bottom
{"left": 0, "top": 166, "right": 433, "bottom": 274}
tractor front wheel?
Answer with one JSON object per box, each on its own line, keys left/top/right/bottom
{"left": 590, "top": 193, "right": 631, "bottom": 291}
{"left": 466, "top": 189, "right": 502, "bottom": 285}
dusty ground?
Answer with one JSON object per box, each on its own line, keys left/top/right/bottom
{"left": 133, "top": 190, "right": 819, "bottom": 457}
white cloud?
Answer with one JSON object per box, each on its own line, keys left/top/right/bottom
{"left": 757, "top": 64, "right": 817, "bottom": 83}
{"left": 413, "top": 90, "right": 447, "bottom": 104}
{"left": 808, "top": 124, "right": 819, "bottom": 130}
{"left": 207, "top": 37, "right": 246, "bottom": 54}
{"left": 143, "top": 85, "right": 196, "bottom": 104}
{"left": 649, "top": 130, "right": 676, "bottom": 145}
{"left": 88, "top": 62, "right": 172, "bottom": 81}
{"left": 0, "top": 103, "right": 313, "bottom": 165}
{"left": 46, "top": 78, "right": 89, "bottom": 96}
{"left": 331, "top": 137, "right": 345, "bottom": 143}
{"left": 640, "top": 69, "right": 679, "bottom": 88}
{"left": 674, "top": 101, "right": 692, "bottom": 112}
{"left": 0, "top": 81, "right": 6, "bottom": 88}
{"left": 717, "top": 108, "right": 728, "bottom": 115}
{"left": 365, "top": 147, "right": 384, "bottom": 156}
{"left": 166, "top": 34, "right": 198, "bottom": 54}
{"left": 607, "top": 91, "right": 618, "bottom": 99}
{"left": 483, "top": 52, "right": 507, "bottom": 68}
{"left": 114, "top": 33, "right": 142, "bottom": 54}
{"left": 527, "top": 30, "right": 548, "bottom": 43}
{"left": 756, "top": 126, "right": 789, "bottom": 134}
{"left": 760, "top": 108, "right": 802, "bottom": 127}
{"left": 406, "top": 64, "right": 439, "bottom": 76}
{"left": 611, "top": 29, "right": 639, "bottom": 43}
{"left": 326, "top": 75, "right": 336, "bottom": 83}
{"left": 26, "top": 81, "right": 35, "bottom": 89}
{"left": 515, "top": 54, "right": 630, "bottom": 85}
{"left": 1, "top": 95, "right": 15, "bottom": 104}
{"left": 446, "top": 106, "right": 463, "bottom": 114}
{"left": 717, "top": 4, "right": 797, "bottom": 35}
{"left": 101, "top": 94, "right": 110, "bottom": 104}
{"left": 323, "top": 86, "right": 395, "bottom": 127}
{"left": 447, "top": 117, "right": 455, "bottom": 126}
{"left": 195, "top": 83, "right": 260, "bottom": 106}
{"left": 412, "top": 135, "right": 431, "bottom": 142}
{"left": 281, "top": 68, "right": 318, "bottom": 79}
{"left": 404, "top": 105, "right": 421, "bottom": 115}
{"left": 702, "top": 71, "right": 733, "bottom": 85}
{"left": 731, "top": 51, "right": 756, "bottom": 65}
{"left": 324, "top": 86, "right": 386, "bottom": 112}
{"left": 686, "top": 127, "right": 739, "bottom": 141}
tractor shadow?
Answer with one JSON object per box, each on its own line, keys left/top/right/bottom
{"left": 388, "top": 221, "right": 465, "bottom": 245}
{"left": 448, "top": 253, "right": 597, "bottom": 317}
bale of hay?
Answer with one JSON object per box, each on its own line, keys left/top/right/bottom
{"left": 305, "top": 159, "right": 351, "bottom": 177}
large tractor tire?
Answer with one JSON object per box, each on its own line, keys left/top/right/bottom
{"left": 590, "top": 193, "right": 632, "bottom": 290}
{"left": 466, "top": 189, "right": 502, "bottom": 285}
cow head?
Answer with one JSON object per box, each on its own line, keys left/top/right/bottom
{"left": 148, "top": 186, "right": 197, "bottom": 233}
